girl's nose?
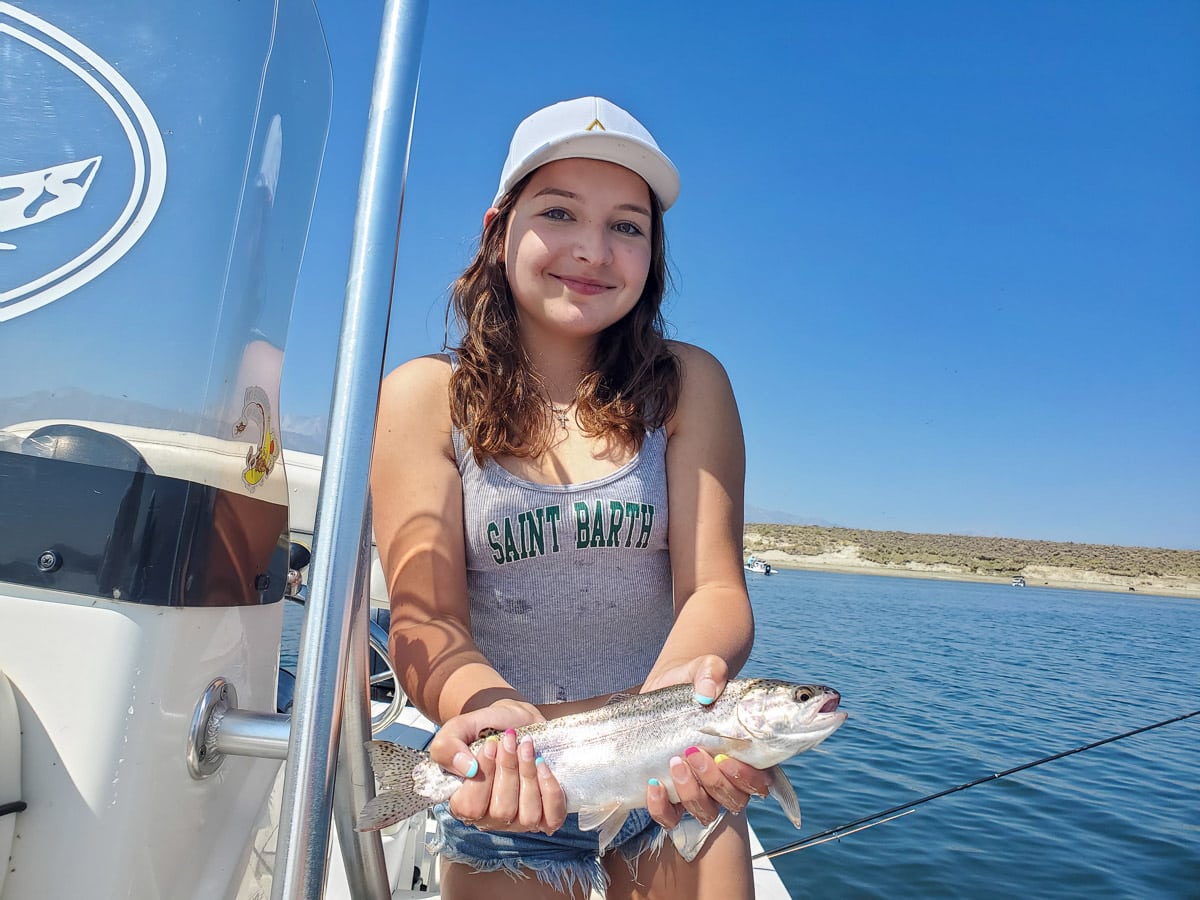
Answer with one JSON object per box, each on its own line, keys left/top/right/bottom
{"left": 573, "top": 225, "right": 612, "bottom": 265}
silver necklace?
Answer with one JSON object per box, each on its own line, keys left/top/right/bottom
{"left": 549, "top": 402, "right": 572, "bottom": 430}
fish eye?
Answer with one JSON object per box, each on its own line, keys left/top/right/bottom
{"left": 795, "top": 688, "right": 812, "bottom": 702}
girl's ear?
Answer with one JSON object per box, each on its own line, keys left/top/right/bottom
{"left": 483, "top": 207, "right": 506, "bottom": 266}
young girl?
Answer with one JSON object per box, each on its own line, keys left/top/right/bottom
{"left": 371, "top": 97, "right": 765, "bottom": 899}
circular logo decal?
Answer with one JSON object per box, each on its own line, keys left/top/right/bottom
{"left": 0, "top": 3, "right": 167, "bottom": 322}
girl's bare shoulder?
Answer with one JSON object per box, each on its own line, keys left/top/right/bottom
{"left": 380, "top": 353, "right": 452, "bottom": 408}
{"left": 377, "top": 354, "right": 454, "bottom": 448}
{"left": 665, "top": 340, "right": 733, "bottom": 392}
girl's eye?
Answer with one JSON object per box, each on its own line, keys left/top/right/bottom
{"left": 542, "top": 207, "right": 572, "bottom": 221}
{"left": 614, "top": 221, "right": 644, "bottom": 237}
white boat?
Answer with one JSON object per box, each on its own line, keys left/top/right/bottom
{"left": 1012, "top": 575, "right": 1027, "bottom": 587}
{"left": 745, "top": 556, "right": 774, "bottom": 575}
{"left": 0, "top": 2, "right": 793, "bottom": 898}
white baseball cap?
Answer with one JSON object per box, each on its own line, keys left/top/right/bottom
{"left": 493, "top": 97, "right": 680, "bottom": 210}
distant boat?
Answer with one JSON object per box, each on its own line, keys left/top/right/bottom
{"left": 746, "top": 555, "right": 773, "bottom": 575}
{"left": 1012, "top": 575, "right": 1027, "bottom": 587}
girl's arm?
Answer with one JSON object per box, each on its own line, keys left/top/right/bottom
{"left": 642, "top": 341, "right": 764, "bottom": 825}
{"left": 646, "top": 341, "right": 754, "bottom": 693}
{"left": 371, "top": 356, "right": 565, "bottom": 832}
{"left": 372, "top": 355, "right": 526, "bottom": 723}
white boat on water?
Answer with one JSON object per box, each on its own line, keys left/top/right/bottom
{"left": 745, "top": 556, "right": 774, "bottom": 575}
{"left": 0, "top": 2, "right": 794, "bottom": 897}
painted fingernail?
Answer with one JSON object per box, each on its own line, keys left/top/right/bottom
{"left": 713, "top": 754, "right": 730, "bottom": 765}
{"left": 684, "top": 746, "right": 701, "bottom": 757}
{"left": 694, "top": 694, "right": 715, "bottom": 705}
{"left": 535, "top": 755, "right": 545, "bottom": 767}
{"left": 648, "top": 778, "right": 661, "bottom": 787}
{"left": 504, "top": 728, "right": 517, "bottom": 737}
{"left": 454, "top": 753, "right": 479, "bottom": 779}
{"left": 669, "top": 755, "right": 685, "bottom": 770}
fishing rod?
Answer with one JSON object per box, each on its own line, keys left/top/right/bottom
{"left": 756, "top": 707, "right": 1200, "bottom": 860}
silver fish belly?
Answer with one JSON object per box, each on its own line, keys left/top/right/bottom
{"left": 357, "top": 678, "right": 846, "bottom": 852}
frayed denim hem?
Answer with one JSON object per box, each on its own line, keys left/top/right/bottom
{"left": 430, "top": 827, "right": 609, "bottom": 897}
{"left": 430, "top": 804, "right": 664, "bottom": 897}
{"left": 609, "top": 817, "right": 670, "bottom": 886}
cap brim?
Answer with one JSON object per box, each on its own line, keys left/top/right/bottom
{"left": 495, "top": 132, "right": 680, "bottom": 211}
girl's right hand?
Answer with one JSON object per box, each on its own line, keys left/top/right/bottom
{"left": 429, "top": 700, "right": 568, "bottom": 835}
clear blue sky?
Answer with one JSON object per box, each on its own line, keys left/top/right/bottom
{"left": 284, "top": 0, "right": 1200, "bottom": 550}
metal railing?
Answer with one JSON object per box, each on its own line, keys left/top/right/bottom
{"left": 270, "top": 1, "right": 428, "bottom": 896}
{"left": 187, "top": 2, "right": 428, "bottom": 894}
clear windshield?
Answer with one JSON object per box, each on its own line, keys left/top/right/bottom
{"left": 0, "top": 0, "right": 331, "bottom": 501}
{"left": 0, "top": 0, "right": 332, "bottom": 606}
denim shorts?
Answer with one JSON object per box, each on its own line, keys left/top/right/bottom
{"left": 430, "top": 802, "right": 666, "bottom": 896}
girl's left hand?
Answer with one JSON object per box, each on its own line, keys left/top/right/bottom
{"left": 640, "top": 653, "right": 728, "bottom": 707}
{"left": 646, "top": 747, "right": 772, "bottom": 828}
{"left": 641, "top": 655, "right": 773, "bottom": 828}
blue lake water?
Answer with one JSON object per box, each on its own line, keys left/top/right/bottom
{"left": 743, "top": 569, "right": 1199, "bottom": 898}
{"left": 281, "top": 570, "right": 1199, "bottom": 897}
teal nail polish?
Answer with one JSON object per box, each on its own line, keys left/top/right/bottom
{"left": 648, "top": 778, "right": 660, "bottom": 786}
{"left": 694, "top": 693, "right": 715, "bottom": 706}
{"left": 465, "top": 759, "right": 479, "bottom": 779}
{"left": 535, "top": 756, "right": 545, "bottom": 767}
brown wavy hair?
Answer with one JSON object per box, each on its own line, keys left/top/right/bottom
{"left": 447, "top": 171, "right": 680, "bottom": 462}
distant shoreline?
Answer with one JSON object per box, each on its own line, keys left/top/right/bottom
{"left": 744, "top": 525, "right": 1200, "bottom": 600}
{"left": 756, "top": 555, "right": 1200, "bottom": 599}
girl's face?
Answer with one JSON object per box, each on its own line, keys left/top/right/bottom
{"left": 497, "top": 157, "right": 653, "bottom": 348}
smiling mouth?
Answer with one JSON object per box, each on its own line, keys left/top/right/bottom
{"left": 554, "top": 274, "right": 613, "bottom": 294}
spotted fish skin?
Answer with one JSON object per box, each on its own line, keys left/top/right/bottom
{"left": 357, "top": 678, "right": 846, "bottom": 851}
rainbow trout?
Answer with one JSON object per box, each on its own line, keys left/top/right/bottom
{"left": 357, "top": 679, "right": 845, "bottom": 853}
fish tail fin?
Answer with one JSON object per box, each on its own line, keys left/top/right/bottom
{"left": 355, "top": 740, "right": 437, "bottom": 832}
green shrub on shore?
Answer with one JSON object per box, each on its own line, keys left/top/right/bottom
{"left": 743, "top": 524, "right": 1200, "bottom": 580}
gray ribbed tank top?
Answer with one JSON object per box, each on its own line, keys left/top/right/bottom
{"left": 452, "top": 427, "right": 674, "bottom": 705}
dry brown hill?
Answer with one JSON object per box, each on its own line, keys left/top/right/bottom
{"left": 743, "top": 524, "right": 1200, "bottom": 597}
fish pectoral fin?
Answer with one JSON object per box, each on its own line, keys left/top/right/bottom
{"left": 669, "top": 811, "right": 725, "bottom": 862}
{"left": 767, "top": 764, "right": 802, "bottom": 828}
{"left": 696, "top": 726, "right": 755, "bottom": 748}
{"left": 577, "top": 801, "right": 629, "bottom": 852}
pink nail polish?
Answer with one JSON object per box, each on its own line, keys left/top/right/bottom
{"left": 684, "top": 746, "right": 701, "bottom": 757}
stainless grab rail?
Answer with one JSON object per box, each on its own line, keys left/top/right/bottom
{"left": 270, "top": 1, "right": 429, "bottom": 897}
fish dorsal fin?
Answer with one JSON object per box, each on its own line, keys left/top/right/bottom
{"left": 669, "top": 811, "right": 726, "bottom": 862}
{"left": 578, "top": 800, "right": 628, "bottom": 852}
{"left": 768, "top": 764, "right": 802, "bottom": 828}
{"left": 603, "top": 692, "right": 637, "bottom": 706}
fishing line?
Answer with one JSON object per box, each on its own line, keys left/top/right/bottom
{"left": 756, "top": 707, "right": 1200, "bottom": 860}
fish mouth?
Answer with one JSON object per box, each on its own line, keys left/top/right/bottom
{"left": 818, "top": 691, "right": 841, "bottom": 715}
